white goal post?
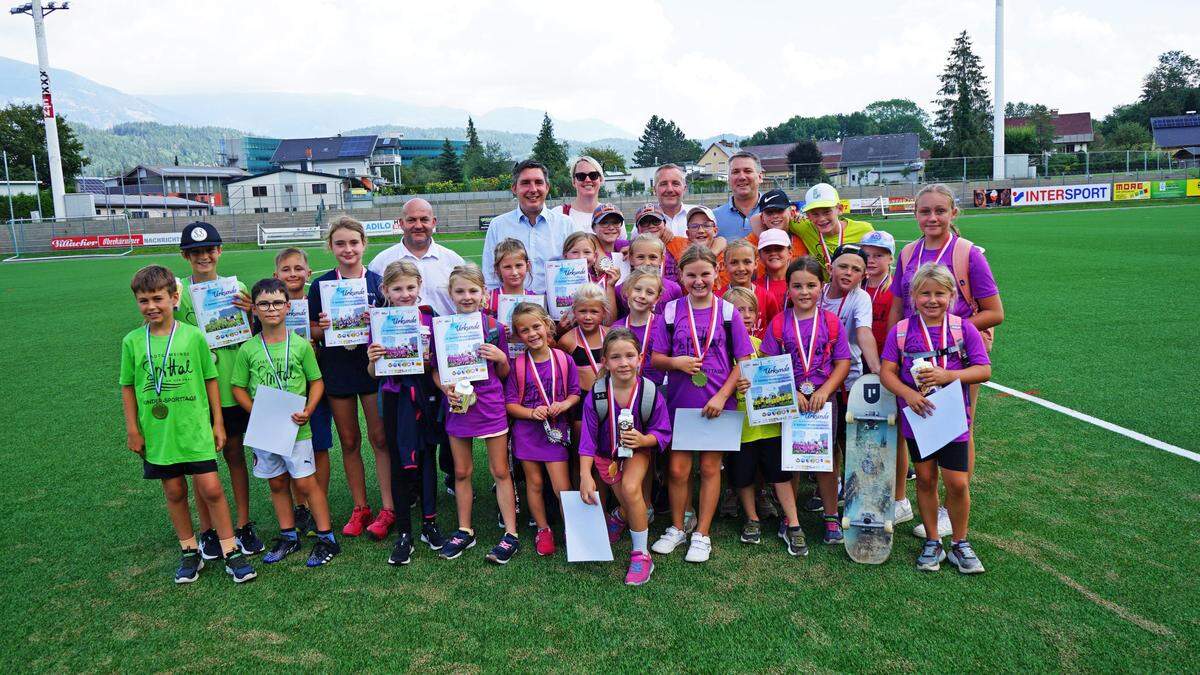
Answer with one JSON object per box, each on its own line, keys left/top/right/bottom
{"left": 257, "top": 224, "right": 323, "bottom": 248}
{"left": 3, "top": 215, "right": 136, "bottom": 263}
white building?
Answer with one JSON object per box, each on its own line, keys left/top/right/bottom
{"left": 1, "top": 180, "right": 39, "bottom": 197}
{"left": 271, "top": 135, "right": 378, "bottom": 178}
{"left": 90, "top": 194, "right": 213, "bottom": 219}
{"left": 226, "top": 169, "right": 346, "bottom": 214}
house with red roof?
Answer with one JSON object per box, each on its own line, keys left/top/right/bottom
{"left": 1004, "top": 111, "right": 1094, "bottom": 152}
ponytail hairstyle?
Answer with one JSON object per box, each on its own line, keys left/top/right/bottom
{"left": 326, "top": 215, "right": 367, "bottom": 245}
{"left": 596, "top": 327, "right": 641, "bottom": 380}
{"left": 381, "top": 260, "right": 423, "bottom": 305}
{"left": 675, "top": 243, "right": 718, "bottom": 274}
{"left": 493, "top": 238, "right": 530, "bottom": 269}
{"left": 572, "top": 282, "right": 611, "bottom": 323}
{"left": 509, "top": 301, "right": 555, "bottom": 337}
{"left": 908, "top": 262, "right": 957, "bottom": 301}
{"left": 448, "top": 263, "right": 486, "bottom": 294}
{"left": 622, "top": 265, "right": 664, "bottom": 301}
{"left": 915, "top": 183, "right": 961, "bottom": 236}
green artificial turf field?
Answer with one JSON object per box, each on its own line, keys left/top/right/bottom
{"left": 0, "top": 203, "right": 1197, "bottom": 671}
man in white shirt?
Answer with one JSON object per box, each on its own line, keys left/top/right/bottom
{"left": 482, "top": 159, "right": 585, "bottom": 293}
{"left": 654, "top": 163, "right": 697, "bottom": 237}
{"left": 368, "top": 197, "right": 464, "bottom": 316}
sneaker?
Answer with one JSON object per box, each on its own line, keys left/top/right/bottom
{"left": 625, "top": 551, "right": 654, "bottom": 586}
{"left": 822, "top": 516, "right": 844, "bottom": 545}
{"left": 235, "top": 522, "right": 264, "bottom": 555}
{"left": 719, "top": 488, "right": 739, "bottom": 518}
{"left": 263, "top": 536, "right": 300, "bottom": 564}
{"left": 223, "top": 550, "right": 257, "bottom": 583}
{"left": 293, "top": 505, "right": 316, "bottom": 538}
{"left": 804, "top": 495, "right": 823, "bottom": 512}
{"left": 907, "top": 466, "right": 916, "bottom": 481}
{"left": 388, "top": 532, "right": 413, "bottom": 566}
{"left": 440, "top": 529, "right": 477, "bottom": 560}
{"left": 534, "top": 528, "right": 556, "bottom": 556}
{"left": 916, "top": 539, "right": 946, "bottom": 572}
{"left": 444, "top": 475, "right": 455, "bottom": 496}
{"left": 605, "top": 509, "right": 627, "bottom": 544}
{"left": 757, "top": 489, "right": 779, "bottom": 519}
{"left": 420, "top": 522, "right": 445, "bottom": 551}
{"left": 175, "top": 548, "right": 204, "bottom": 584}
{"left": 306, "top": 536, "right": 341, "bottom": 567}
{"left": 682, "top": 510, "right": 698, "bottom": 535}
{"left": 684, "top": 532, "right": 712, "bottom": 563}
{"left": 651, "top": 526, "right": 688, "bottom": 555}
{"left": 894, "top": 499, "right": 915, "bottom": 524}
{"left": 912, "top": 506, "right": 952, "bottom": 539}
{"left": 837, "top": 480, "right": 845, "bottom": 507}
{"left": 198, "top": 529, "right": 221, "bottom": 561}
{"left": 947, "top": 540, "right": 986, "bottom": 574}
{"left": 740, "top": 519, "right": 762, "bottom": 545}
{"left": 782, "top": 525, "right": 809, "bottom": 557}
{"left": 485, "top": 532, "right": 520, "bottom": 565}
{"left": 342, "top": 505, "right": 374, "bottom": 538}
{"left": 366, "top": 508, "right": 396, "bottom": 541}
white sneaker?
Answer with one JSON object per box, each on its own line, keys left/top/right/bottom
{"left": 684, "top": 532, "right": 712, "bottom": 563}
{"left": 682, "top": 510, "right": 698, "bottom": 535}
{"left": 651, "top": 526, "right": 688, "bottom": 554}
{"left": 894, "top": 499, "right": 914, "bottom": 524}
{"left": 912, "top": 506, "right": 952, "bottom": 538}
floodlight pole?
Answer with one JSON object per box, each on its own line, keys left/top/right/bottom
{"left": 11, "top": 2, "right": 70, "bottom": 220}
{"left": 992, "top": 0, "right": 1005, "bottom": 181}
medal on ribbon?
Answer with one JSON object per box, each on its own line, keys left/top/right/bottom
{"left": 685, "top": 298, "right": 719, "bottom": 388}
{"left": 791, "top": 308, "right": 819, "bottom": 396}
{"left": 527, "top": 352, "right": 567, "bottom": 446}
{"left": 608, "top": 375, "right": 640, "bottom": 470}
{"left": 575, "top": 325, "right": 605, "bottom": 377}
{"left": 145, "top": 320, "right": 178, "bottom": 420}
{"left": 259, "top": 333, "right": 292, "bottom": 391}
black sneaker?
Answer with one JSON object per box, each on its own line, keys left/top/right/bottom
{"left": 198, "top": 529, "right": 221, "bottom": 561}
{"left": 907, "top": 466, "right": 917, "bottom": 481}
{"left": 444, "top": 475, "right": 455, "bottom": 496}
{"left": 782, "top": 525, "right": 810, "bottom": 557}
{"left": 804, "top": 495, "right": 823, "bottom": 512}
{"left": 440, "top": 529, "right": 477, "bottom": 560}
{"left": 306, "top": 537, "right": 340, "bottom": 567}
{"left": 235, "top": 522, "right": 265, "bottom": 555}
{"left": 223, "top": 550, "right": 257, "bottom": 583}
{"left": 388, "top": 533, "right": 413, "bottom": 566}
{"left": 740, "top": 519, "right": 762, "bottom": 545}
{"left": 420, "top": 522, "right": 446, "bottom": 551}
{"left": 175, "top": 548, "right": 204, "bottom": 584}
{"left": 485, "top": 532, "right": 520, "bottom": 565}
{"left": 293, "top": 505, "right": 316, "bottom": 538}
{"left": 263, "top": 536, "right": 301, "bottom": 564}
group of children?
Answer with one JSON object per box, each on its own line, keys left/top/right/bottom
{"left": 122, "top": 181, "right": 1000, "bottom": 586}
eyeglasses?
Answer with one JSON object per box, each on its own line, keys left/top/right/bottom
{"left": 686, "top": 222, "right": 714, "bottom": 230}
{"left": 574, "top": 171, "right": 602, "bottom": 182}
{"left": 255, "top": 300, "right": 289, "bottom": 311}
{"left": 594, "top": 220, "right": 624, "bottom": 229}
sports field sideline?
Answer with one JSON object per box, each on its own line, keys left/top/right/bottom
{"left": 0, "top": 203, "right": 1196, "bottom": 671}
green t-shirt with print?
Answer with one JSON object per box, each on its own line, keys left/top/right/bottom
{"left": 230, "top": 333, "right": 322, "bottom": 441}
{"left": 119, "top": 321, "right": 219, "bottom": 466}
{"left": 176, "top": 276, "right": 250, "bottom": 408}
{"left": 737, "top": 336, "right": 782, "bottom": 443}
{"left": 790, "top": 217, "right": 875, "bottom": 278}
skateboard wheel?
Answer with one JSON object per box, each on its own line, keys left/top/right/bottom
{"left": 886, "top": 414, "right": 896, "bottom": 426}
{"left": 841, "top": 516, "right": 849, "bottom": 529}
{"left": 845, "top": 412, "right": 855, "bottom": 424}
{"left": 884, "top": 520, "right": 894, "bottom": 534}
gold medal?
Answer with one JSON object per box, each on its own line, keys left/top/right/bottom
{"left": 691, "top": 372, "right": 708, "bottom": 387}
{"left": 152, "top": 402, "right": 169, "bottom": 419}
{"left": 608, "top": 460, "right": 619, "bottom": 479}
{"left": 799, "top": 381, "right": 816, "bottom": 396}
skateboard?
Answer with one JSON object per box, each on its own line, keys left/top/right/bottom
{"left": 841, "top": 374, "right": 897, "bottom": 564}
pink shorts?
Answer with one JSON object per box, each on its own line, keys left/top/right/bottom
{"left": 593, "top": 455, "right": 623, "bottom": 485}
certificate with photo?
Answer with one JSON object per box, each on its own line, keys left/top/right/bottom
{"left": 781, "top": 402, "right": 834, "bottom": 472}
{"left": 742, "top": 355, "right": 798, "bottom": 426}
{"left": 498, "top": 294, "right": 544, "bottom": 358}
{"left": 286, "top": 300, "right": 310, "bottom": 340}
{"left": 189, "top": 276, "right": 252, "bottom": 349}
{"left": 369, "top": 307, "right": 424, "bottom": 376}
{"left": 545, "top": 258, "right": 588, "bottom": 320}
{"left": 319, "top": 278, "right": 370, "bottom": 347}
{"left": 433, "top": 312, "right": 488, "bottom": 383}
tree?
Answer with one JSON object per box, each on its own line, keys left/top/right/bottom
{"left": 931, "top": 31, "right": 992, "bottom": 158}
{"left": 400, "top": 156, "right": 442, "bottom": 186}
{"left": 530, "top": 112, "right": 569, "bottom": 183}
{"left": 1140, "top": 50, "right": 1200, "bottom": 117}
{"left": 461, "top": 116, "right": 485, "bottom": 180}
{"left": 435, "top": 138, "right": 462, "bottom": 182}
{"left": 1100, "top": 122, "right": 1153, "bottom": 149}
{"left": 1004, "top": 103, "right": 1056, "bottom": 155}
{"left": 863, "top": 99, "right": 934, "bottom": 146}
{"left": 0, "top": 103, "right": 87, "bottom": 188}
{"left": 465, "top": 116, "right": 482, "bottom": 151}
{"left": 632, "top": 116, "right": 703, "bottom": 167}
{"left": 745, "top": 115, "right": 845, "bottom": 146}
{"left": 1004, "top": 101, "right": 1038, "bottom": 117}
{"left": 579, "top": 146, "right": 626, "bottom": 173}
{"left": 464, "top": 141, "right": 513, "bottom": 179}
{"left": 785, "top": 140, "right": 827, "bottom": 185}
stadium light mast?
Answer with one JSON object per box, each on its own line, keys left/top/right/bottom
{"left": 992, "top": 0, "right": 1005, "bottom": 181}
{"left": 10, "top": 1, "right": 70, "bottom": 220}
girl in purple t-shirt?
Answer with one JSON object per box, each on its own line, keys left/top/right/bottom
{"left": 760, "top": 256, "right": 852, "bottom": 545}
{"left": 649, "top": 245, "right": 754, "bottom": 563}
{"left": 504, "top": 303, "right": 581, "bottom": 558}
{"left": 881, "top": 263, "right": 992, "bottom": 575}
{"left": 613, "top": 266, "right": 666, "bottom": 386}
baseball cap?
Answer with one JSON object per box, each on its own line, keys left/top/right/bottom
{"left": 758, "top": 189, "right": 792, "bottom": 212}
{"left": 859, "top": 230, "right": 895, "bottom": 255}
{"left": 832, "top": 243, "right": 868, "bottom": 266}
{"left": 180, "top": 221, "right": 222, "bottom": 249}
{"left": 685, "top": 205, "right": 715, "bottom": 223}
{"left": 634, "top": 203, "right": 666, "bottom": 225}
{"left": 757, "top": 229, "right": 791, "bottom": 250}
{"left": 802, "top": 183, "right": 840, "bottom": 212}
{"left": 591, "top": 203, "right": 624, "bottom": 227}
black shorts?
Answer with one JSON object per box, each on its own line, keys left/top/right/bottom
{"left": 907, "top": 438, "right": 969, "bottom": 473}
{"left": 220, "top": 404, "right": 250, "bottom": 438}
{"left": 143, "top": 459, "right": 219, "bottom": 480}
{"left": 730, "top": 437, "right": 788, "bottom": 487}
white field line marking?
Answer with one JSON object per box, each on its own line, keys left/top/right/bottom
{"left": 984, "top": 381, "right": 1199, "bottom": 463}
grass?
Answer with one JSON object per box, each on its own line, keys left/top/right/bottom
{"left": 0, "top": 203, "right": 1197, "bottom": 671}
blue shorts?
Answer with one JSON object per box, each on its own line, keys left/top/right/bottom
{"left": 309, "top": 396, "right": 333, "bottom": 452}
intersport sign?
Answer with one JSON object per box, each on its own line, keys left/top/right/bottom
{"left": 1010, "top": 184, "right": 1111, "bottom": 206}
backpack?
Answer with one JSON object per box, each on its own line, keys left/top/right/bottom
{"left": 769, "top": 308, "right": 842, "bottom": 360}
{"left": 898, "top": 235, "right": 994, "bottom": 350}
{"left": 662, "top": 297, "right": 738, "bottom": 363}
{"left": 592, "top": 376, "right": 658, "bottom": 426}
{"left": 894, "top": 315, "right": 968, "bottom": 366}
{"left": 513, "top": 348, "right": 571, "bottom": 405}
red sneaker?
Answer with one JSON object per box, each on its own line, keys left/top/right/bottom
{"left": 341, "top": 505, "right": 373, "bottom": 537}
{"left": 366, "top": 508, "right": 395, "bottom": 541}
{"left": 534, "top": 527, "right": 556, "bottom": 556}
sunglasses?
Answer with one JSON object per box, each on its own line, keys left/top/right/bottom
{"left": 574, "top": 171, "right": 602, "bottom": 182}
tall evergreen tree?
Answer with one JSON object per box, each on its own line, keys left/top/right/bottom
{"left": 633, "top": 115, "right": 702, "bottom": 167}
{"left": 530, "top": 113, "right": 569, "bottom": 180}
{"left": 465, "top": 116, "right": 482, "bottom": 150}
{"left": 435, "top": 138, "right": 462, "bottom": 182}
{"left": 932, "top": 31, "right": 992, "bottom": 157}
{"left": 785, "top": 140, "right": 827, "bottom": 184}
{"left": 462, "top": 116, "right": 484, "bottom": 180}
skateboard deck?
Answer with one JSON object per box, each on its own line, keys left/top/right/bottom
{"left": 842, "top": 374, "right": 897, "bottom": 564}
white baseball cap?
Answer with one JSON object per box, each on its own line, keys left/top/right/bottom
{"left": 802, "top": 183, "right": 840, "bottom": 211}
{"left": 757, "top": 229, "right": 791, "bottom": 250}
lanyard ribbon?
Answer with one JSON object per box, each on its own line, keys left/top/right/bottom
{"left": 145, "top": 321, "right": 178, "bottom": 399}
{"left": 817, "top": 225, "right": 846, "bottom": 269}
{"left": 575, "top": 325, "right": 605, "bottom": 376}
{"left": 607, "top": 375, "right": 641, "bottom": 458}
{"left": 260, "top": 334, "right": 291, "bottom": 390}
{"left": 685, "top": 298, "right": 720, "bottom": 360}
{"left": 790, "top": 308, "right": 820, "bottom": 382}
{"left": 919, "top": 314, "right": 950, "bottom": 370}
{"left": 526, "top": 351, "right": 558, "bottom": 409}
{"left": 869, "top": 273, "right": 890, "bottom": 303}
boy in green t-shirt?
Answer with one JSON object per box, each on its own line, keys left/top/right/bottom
{"left": 119, "top": 265, "right": 258, "bottom": 584}
{"left": 789, "top": 183, "right": 875, "bottom": 279}
{"left": 175, "top": 221, "right": 264, "bottom": 559}
{"left": 232, "top": 278, "right": 341, "bottom": 568}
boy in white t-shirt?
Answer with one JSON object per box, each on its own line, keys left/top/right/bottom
{"left": 820, "top": 244, "right": 879, "bottom": 389}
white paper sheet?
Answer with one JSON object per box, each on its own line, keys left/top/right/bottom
{"left": 560, "top": 491, "right": 614, "bottom": 562}
{"left": 903, "top": 379, "right": 969, "bottom": 458}
{"left": 670, "top": 408, "right": 746, "bottom": 452}
{"left": 244, "top": 385, "right": 305, "bottom": 457}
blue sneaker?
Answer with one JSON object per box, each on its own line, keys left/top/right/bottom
{"left": 306, "top": 537, "right": 340, "bottom": 567}
{"left": 198, "top": 529, "right": 221, "bottom": 561}
{"left": 263, "top": 535, "right": 300, "bottom": 564}
{"left": 236, "top": 522, "right": 265, "bottom": 556}
{"left": 485, "top": 532, "right": 520, "bottom": 565}
{"left": 822, "top": 516, "right": 844, "bottom": 545}
{"left": 223, "top": 551, "right": 257, "bottom": 583}
{"left": 175, "top": 548, "right": 204, "bottom": 584}
{"left": 388, "top": 532, "right": 413, "bottom": 566}
{"left": 440, "top": 529, "right": 477, "bottom": 560}
{"left": 917, "top": 539, "right": 946, "bottom": 572}
{"left": 420, "top": 522, "right": 445, "bottom": 551}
